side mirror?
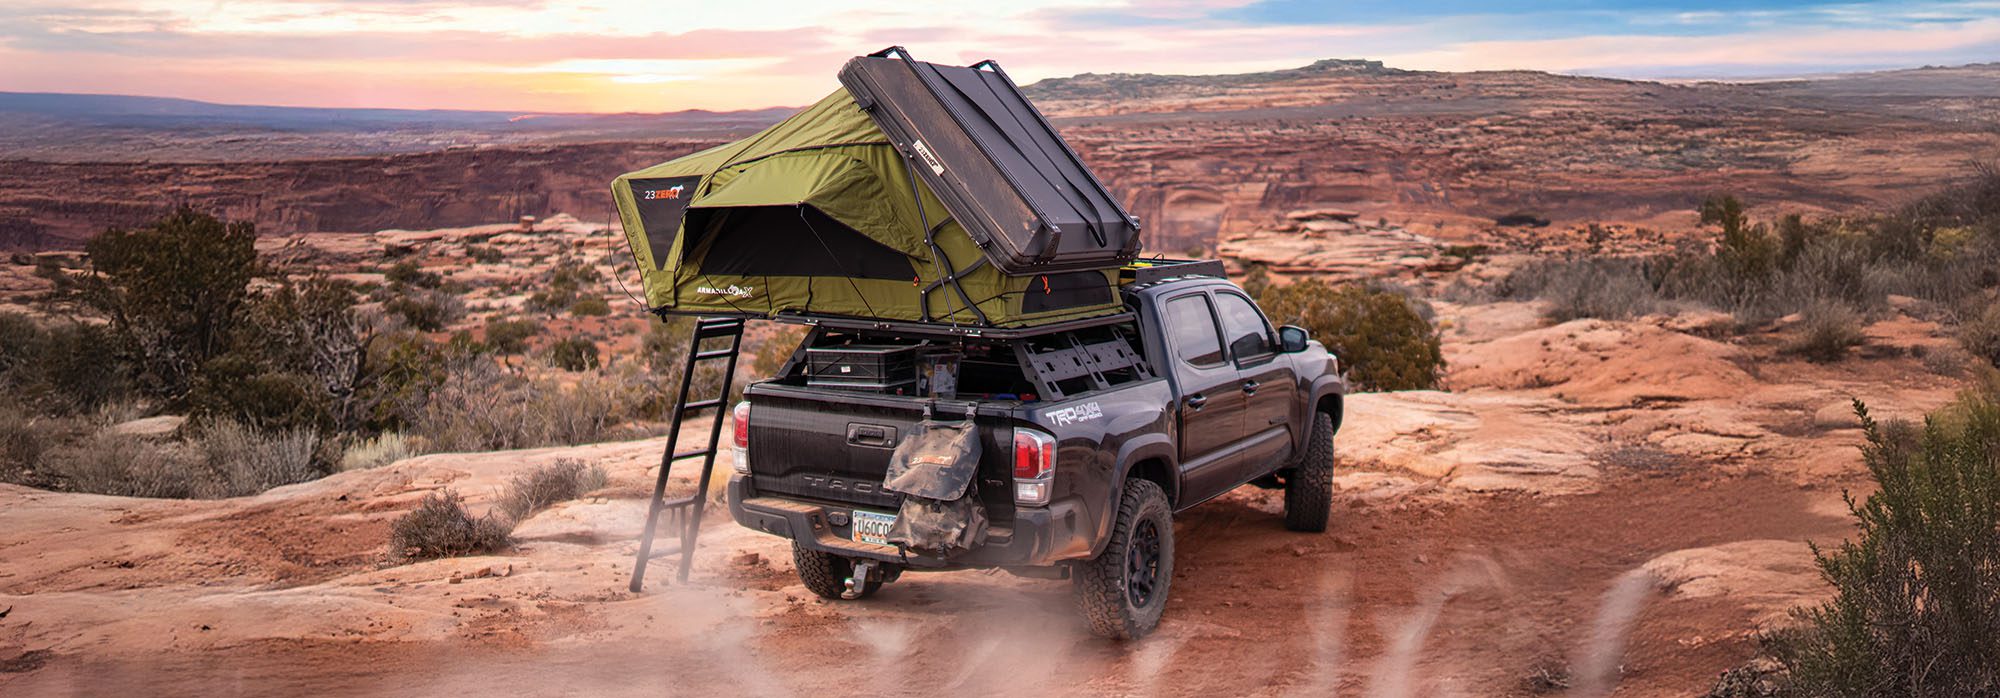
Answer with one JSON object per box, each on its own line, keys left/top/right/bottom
{"left": 1279, "top": 325, "right": 1309, "bottom": 353}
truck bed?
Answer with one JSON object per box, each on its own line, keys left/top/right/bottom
{"left": 742, "top": 385, "right": 1019, "bottom": 527}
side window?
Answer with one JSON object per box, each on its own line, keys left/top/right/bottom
{"left": 1165, "top": 295, "right": 1225, "bottom": 367}
{"left": 1215, "top": 292, "right": 1274, "bottom": 361}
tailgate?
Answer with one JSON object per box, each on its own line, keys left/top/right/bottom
{"left": 745, "top": 385, "right": 1016, "bottom": 523}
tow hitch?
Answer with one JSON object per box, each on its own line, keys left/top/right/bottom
{"left": 843, "top": 559, "right": 880, "bottom": 600}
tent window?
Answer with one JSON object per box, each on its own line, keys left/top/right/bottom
{"left": 626, "top": 176, "right": 702, "bottom": 271}
{"left": 1021, "top": 271, "right": 1114, "bottom": 313}
{"left": 690, "top": 205, "right": 914, "bottom": 280}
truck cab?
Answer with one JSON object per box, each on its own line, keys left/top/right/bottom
{"left": 727, "top": 267, "right": 1346, "bottom": 639}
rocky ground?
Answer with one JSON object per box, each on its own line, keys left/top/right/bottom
{"left": 1, "top": 217, "right": 1974, "bottom": 695}
{"left": 5, "top": 61, "right": 1998, "bottom": 250}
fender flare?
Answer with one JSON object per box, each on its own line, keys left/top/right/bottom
{"left": 1085, "top": 434, "right": 1178, "bottom": 559}
{"left": 1308, "top": 374, "right": 1348, "bottom": 434}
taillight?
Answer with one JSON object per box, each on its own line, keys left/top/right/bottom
{"left": 1012, "top": 428, "right": 1056, "bottom": 506}
{"left": 731, "top": 401, "right": 751, "bottom": 475}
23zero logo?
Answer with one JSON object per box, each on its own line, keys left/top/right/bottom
{"left": 642, "top": 185, "right": 685, "bottom": 201}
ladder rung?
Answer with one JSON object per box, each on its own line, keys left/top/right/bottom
{"left": 693, "top": 349, "right": 738, "bottom": 360}
{"left": 695, "top": 321, "right": 744, "bottom": 337}
{"left": 681, "top": 397, "right": 724, "bottom": 412}
{"left": 671, "top": 448, "right": 714, "bottom": 460}
{"left": 658, "top": 495, "right": 698, "bottom": 509}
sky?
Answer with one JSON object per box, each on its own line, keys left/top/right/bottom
{"left": 1, "top": 0, "right": 1998, "bottom": 113}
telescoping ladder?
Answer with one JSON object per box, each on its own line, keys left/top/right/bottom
{"left": 629, "top": 316, "right": 745, "bottom": 591}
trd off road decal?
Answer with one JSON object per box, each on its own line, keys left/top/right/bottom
{"left": 626, "top": 175, "right": 702, "bottom": 271}
{"left": 1045, "top": 401, "right": 1103, "bottom": 426}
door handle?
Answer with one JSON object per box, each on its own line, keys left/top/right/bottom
{"left": 846, "top": 424, "right": 896, "bottom": 448}
{"left": 1186, "top": 394, "right": 1207, "bottom": 410}
{"left": 1242, "top": 380, "right": 1259, "bottom": 395}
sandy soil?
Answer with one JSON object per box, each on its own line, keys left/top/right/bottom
{"left": 2, "top": 297, "right": 1970, "bottom": 696}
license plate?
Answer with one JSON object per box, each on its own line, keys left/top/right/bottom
{"left": 850, "top": 510, "right": 896, "bottom": 546}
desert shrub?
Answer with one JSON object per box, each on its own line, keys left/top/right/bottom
{"left": 390, "top": 490, "right": 511, "bottom": 560}
{"left": 0, "top": 402, "right": 47, "bottom": 467}
{"left": 641, "top": 316, "right": 694, "bottom": 374}
{"left": 1238, "top": 263, "right": 1273, "bottom": 300}
{"left": 339, "top": 431, "right": 420, "bottom": 471}
{"left": 568, "top": 297, "right": 611, "bottom": 317}
{"left": 466, "top": 245, "right": 505, "bottom": 264}
{"left": 1704, "top": 195, "right": 1782, "bottom": 284}
{"left": 1502, "top": 257, "right": 1660, "bottom": 321}
{"left": 1959, "top": 299, "right": 2000, "bottom": 369}
{"left": 186, "top": 355, "right": 334, "bottom": 434}
{"left": 528, "top": 258, "right": 603, "bottom": 314}
{"left": 483, "top": 318, "right": 541, "bottom": 355}
{"left": 1754, "top": 392, "right": 2000, "bottom": 696}
{"left": 1257, "top": 279, "right": 1443, "bottom": 391}
{"left": 748, "top": 325, "right": 809, "bottom": 380}
{"left": 351, "top": 331, "right": 456, "bottom": 431}
{"left": 409, "top": 360, "right": 649, "bottom": 453}
{"left": 637, "top": 317, "right": 739, "bottom": 413}
{"left": 496, "top": 459, "right": 608, "bottom": 523}
{"left": 189, "top": 419, "right": 323, "bottom": 496}
{"left": 384, "top": 288, "right": 464, "bottom": 332}
{"left": 0, "top": 313, "right": 131, "bottom": 414}
{"left": 1783, "top": 300, "right": 1866, "bottom": 363}
{"left": 43, "top": 432, "right": 215, "bottom": 499}
{"left": 383, "top": 259, "right": 441, "bottom": 289}
{"left": 0, "top": 401, "right": 75, "bottom": 482}
{"left": 231, "top": 278, "right": 370, "bottom": 403}
{"left": 79, "top": 208, "right": 258, "bottom": 400}
{"left": 546, "top": 336, "right": 601, "bottom": 371}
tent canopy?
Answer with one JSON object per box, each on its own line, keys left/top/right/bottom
{"left": 612, "top": 88, "right": 1121, "bottom": 327}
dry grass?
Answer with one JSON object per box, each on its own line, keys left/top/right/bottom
{"left": 496, "top": 458, "right": 608, "bottom": 523}
{"left": 1502, "top": 257, "right": 1660, "bottom": 321}
{"left": 412, "top": 361, "right": 651, "bottom": 453}
{"left": 339, "top": 431, "right": 420, "bottom": 471}
{"left": 43, "top": 432, "right": 211, "bottom": 498}
{"left": 29, "top": 418, "right": 322, "bottom": 499}
{"left": 0, "top": 401, "right": 58, "bottom": 470}
{"left": 1959, "top": 298, "right": 2000, "bottom": 369}
{"left": 390, "top": 490, "right": 511, "bottom": 560}
{"left": 1782, "top": 300, "right": 1866, "bottom": 363}
{"left": 191, "top": 420, "right": 321, "bottom": 495}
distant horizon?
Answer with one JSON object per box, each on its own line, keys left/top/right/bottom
{"left": 4, "top": 57, "right": 1993, "bottom": 117}
{"left": 3, "top": 1, "right": 1998, "bottom": 113}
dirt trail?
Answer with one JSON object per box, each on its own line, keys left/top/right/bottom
{"left": 4, "top": 471, "right": 1843, "bottom": 697}
{"left": 0, "top": 310, "right": 1963, "bottom": 696}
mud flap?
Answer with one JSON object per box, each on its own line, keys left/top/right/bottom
{"left": 881, "top": 419, "right": 988, "bottom": 555}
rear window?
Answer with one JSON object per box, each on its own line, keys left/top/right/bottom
{"left": 1166, "top": 295, "right": 1225, "bottom": 367}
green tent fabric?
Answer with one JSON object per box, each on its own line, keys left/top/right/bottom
{"left": 611, "top": 89, "right": 1121, "bottom": 328}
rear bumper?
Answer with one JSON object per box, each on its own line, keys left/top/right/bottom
{"left": 727, "top": 475, "right": 1094, "bottom": 569}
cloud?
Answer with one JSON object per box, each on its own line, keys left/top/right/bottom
{"left": 0, "top": 0, "right": 1996, "bottom": 111}
{"left": 1382, "top": 15, "right": 2000, "bottom": 75}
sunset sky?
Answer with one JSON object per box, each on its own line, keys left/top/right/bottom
{"left": 2, "top": 0, "right": 1998, "bottom": 113}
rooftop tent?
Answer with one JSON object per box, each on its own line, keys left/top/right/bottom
{"left": 612, "top": 88, "right": 1123, "bottom": 328}
{"left": 840, "top": 47, "right": 1142, "bottom": 274}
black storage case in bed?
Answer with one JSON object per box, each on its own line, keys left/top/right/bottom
{"left": 839, "top": 47, "right": 1142, "bottom": 276}
{"left": 804, "top": 344, "right": 919, "bottom": 393}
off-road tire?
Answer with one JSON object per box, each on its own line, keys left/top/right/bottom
{"left": 1074, "top": 478, "right": 1174, "bottom": 640}
{"left": 1284, "top": 411, "right": 1335, "bottom": 532}
{"left": 792, "top": 543, "right": 879, "bottom": 600}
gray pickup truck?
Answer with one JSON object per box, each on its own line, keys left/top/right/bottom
{"left": 726, "top": 267, "right": 1346, "bottom": 639}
